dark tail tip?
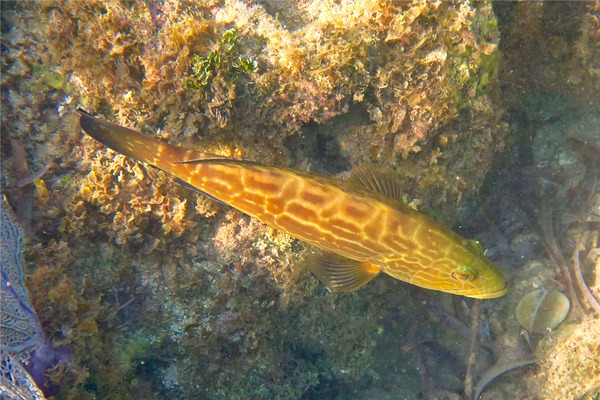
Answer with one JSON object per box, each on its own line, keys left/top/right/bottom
{"left": 77, "top": 108, "right": 132, "bottom": 146}
{"left": 77, "top": 108, "right": 105, "bottom": 141}
{"left": 77, "top": 108, "right": 134, "bottom": 156}
{"left": 76, "top": 108, "right": 164, "bottom": 165}
{"left": 76, "top": 107, "right": 92, "bottom": 116}
{"left": 77, "top": 108, "right": 100, "bottom": 136}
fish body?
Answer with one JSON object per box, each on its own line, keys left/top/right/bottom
{"left": 78, "top": 110, "right": 507, "bottom": 299}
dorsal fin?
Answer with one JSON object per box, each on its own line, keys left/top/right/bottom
{"left": 174, "top": 158, "right": 261, "bottom": 166}
{"left": 307, "top": 251, "right": 380, "bottom": 292}
{"left": 347, "top": 165, "right": 403, "bottom": 202}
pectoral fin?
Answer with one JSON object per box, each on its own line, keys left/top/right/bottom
{"left": 308, "top": 251, "right": 381, "bottom": 292}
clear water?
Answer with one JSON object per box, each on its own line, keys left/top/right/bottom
{"left": 1, "top": 2, "right": 598, "bottom": 399}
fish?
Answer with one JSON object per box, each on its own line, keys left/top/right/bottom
{"left": 78, "top": 109, "right": 508, "bottom": 299}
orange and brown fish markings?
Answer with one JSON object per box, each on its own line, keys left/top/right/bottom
{"left": 78, "top": 109, "right": 508, "bottom": 299}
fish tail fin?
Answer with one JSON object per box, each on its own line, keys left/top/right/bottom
{"left": 78, "top": 109, "right": 215, "bottom": 173}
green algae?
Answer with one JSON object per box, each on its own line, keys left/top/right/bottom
{"left": 184, "top": 28, "right": 258, "bottom": 94}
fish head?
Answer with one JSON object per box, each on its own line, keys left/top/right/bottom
{"left": 446, "top": 256, "right": 508, "bottom": 299}
{"left": 408, "top": 240, "right": 508, "bottom": 299}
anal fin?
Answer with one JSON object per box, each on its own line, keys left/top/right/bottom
{"left": 308, "top": 251, "right": 380, "bottom": 292}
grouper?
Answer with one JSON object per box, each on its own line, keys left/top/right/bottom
{"left": 78, "top": 109, "right": 508, "bottom": 299}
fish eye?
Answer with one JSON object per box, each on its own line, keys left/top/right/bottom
{"left": 451, "top": 267, "right": 476, "bottom": 282}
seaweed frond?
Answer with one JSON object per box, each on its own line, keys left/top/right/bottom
{"left": 184, "top": 28, "right": 258, "bottom": 94}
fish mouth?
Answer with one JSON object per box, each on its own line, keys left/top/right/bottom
{"left": 445, "top": 278, "right": 509, "bottom": 299}
{"left": 468, "top": 280, "right": 509, "bottom": 299}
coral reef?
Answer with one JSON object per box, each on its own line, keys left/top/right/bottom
{"left": 2, "top": 0, "right": 507, "bottom": 221}
{"left": 6, "top": 0, "right": 597, "bottom": 399}
{"left": 529, "top": 317, "right": 600, "bottom": 399}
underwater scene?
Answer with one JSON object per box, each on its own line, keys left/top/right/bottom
{"left": 0, "top": 1, "right": 598, "bottom": 399}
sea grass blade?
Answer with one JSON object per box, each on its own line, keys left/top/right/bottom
{"left": 473, "top": 359, "right": 536, "bottom": 400}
